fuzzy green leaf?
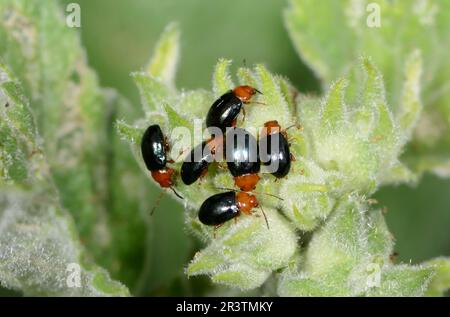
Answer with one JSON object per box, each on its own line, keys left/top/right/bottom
{"left": 398, "top": 51, "right": 423, "bottom": 143}
{"left": 320, "top": 78, "right": 348, "bottom": 133}
{"left": 366, "top": 265, "right": 435, "bottom": 297}
{"left": 0, "top": 188, "right": 129, "bottom": 296}
{"left": 284, "top": 0, "right": 450, "bottom": 177}
{"left": 0, "top": 0, "right": 116, "bottom": 270}
{"left": 132, "top": 72, "right": 173, "bottom": 113}
{"left": 0, "top": 65, "right": 128, "bottom": 296}
{"left": 299, "top": 58, "right": 404, "bottom": 193}
{"left": 146, "top": 22, "right": 180, "bottom": 87}
{"left": 279, "top": 159, "right": 335, "bottom": 231}
{"left": 115, "top": 120, "right": 144, "bottom": 145}
{"left": 237, "top": 67, "right": 258, "bottom": 88}
{"left": 278, "top": 197, "right": 433, "bottom": 297}
{"left": 187, "top": 208, "right": 297, "bottom": 290}
{"left": 212, "top": 58, "right": 234, "bottom": 97}
{"left": 423, "top": 257, "right": 450, "bottom": 296}
{"left": 175, "top": 89, "right": 214, "bottom": 121}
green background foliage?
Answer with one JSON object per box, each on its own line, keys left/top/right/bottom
{"left": 0, "top": 0, "right": 449, "bottom": 296}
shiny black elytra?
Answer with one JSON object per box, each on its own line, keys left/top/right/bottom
{"left": 206, "top": 92, "right": 241, "bottom": 132}
{"left": 206, "top": 85, "right": 261, "bottom": 132}
{"left": 259, "top": 133, "right": 291, "bottom": 178}
{"left": 259, "top": 121, "right": 292, "bottom": 178}
{"left": 180, "top": 140, "right": 214, "bottom": 185}
{"left": 198, "top": 191, "right": 259, "bottom": 226}
{"left": 141, "top": 124, "right": 181, "bottom": 195}
{"left": 141, "top": 124, "right": 183, "bottom": 209}
{"left": 225, "top": 127, "right": 261, "bottom": 192}
{"left": 199, "top": 191, "right": 238, "bottom": 226}
{"left": 141, "top": 124, "right": 167, "bottom": 171}
{"left": 225, "top": 128, "right": 260, "bottom": 176}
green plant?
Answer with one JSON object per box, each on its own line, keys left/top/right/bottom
{"left": 284, "top": 0, "right": 450, "bottom": 177}
{"left": 0, "top": 0, "right": 130, "bottom": 296}
{"left": 1, "top": 0, "right": 449, "bottom": 297}
{"left": 117, "top": 15, "right": 450, "bottom": 294}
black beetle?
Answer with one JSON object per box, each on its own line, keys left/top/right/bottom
{"left": 206, "top": 85, "right": 261, "bottom": 132}
{"left": 225, "top": 127, "right": 261, "bottom": 191}
{"left": 141, "top": 125, "right": 167, "bottom": 171}
{"left": 141, "top": 124, "right": 182, "bottom": 199}
{"left": 180, "top": 136, "right": 224, "bottom": 185}
{"left": 198, "top": 191, "right": 259, "bottom": 226}
{"left": 259, "top": 120, "right": 293, "bottom": 178}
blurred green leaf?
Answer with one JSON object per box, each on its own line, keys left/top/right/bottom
{"left": 0, "top": 64, "right": 128, "bottom": 296}
{"left": 0, "top": 0, "right": 111, "bottom": 266}
{"left": 0, "top": 0, "right": 180, "bottom": 295}
{"left": 114, "top": 27, "right": 195, "bottom": 294}
{"left": 423, "top": 257, "right": 450, "bottom": 296}
{"left": 284, "top": 0, "right": 450, "bottom": 177}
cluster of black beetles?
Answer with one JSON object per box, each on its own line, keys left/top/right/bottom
{"left": 141, "top": 85, "right": 295, "bottom": 230}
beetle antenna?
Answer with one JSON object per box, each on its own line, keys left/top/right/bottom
{"left": 214, "top": 186, "right": 238, "bottom": 193}
{"left": 250, "top": 101, "right": 266, "bottom": 105}
{"left": 254, "top": 88, "right": 263, "bottom": 95}
{"left": 214, "top": 187, "right": 283, "bottom": 201}
{"left": 259, "top": 205, "right": 270, "bottom": 230}
{"left": 168, "top": 147, "right": 188, "bottom": 163}
{"left": 150, "top": 191, "right": 165, "bottom": 216}
{"left": 176, "top": 147, "right": 189, "bottom": 161}
{"left": 284, "top": 123, "right": 302, "bottom": 132}
{"left": 169, "top": 186, "right": 184, "bottom": 199}
{"left": 213, "top": 223, "right": 223, "bottom": 239}
{"left": 251, "top": 190, "right": 284, "bottom": 201}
